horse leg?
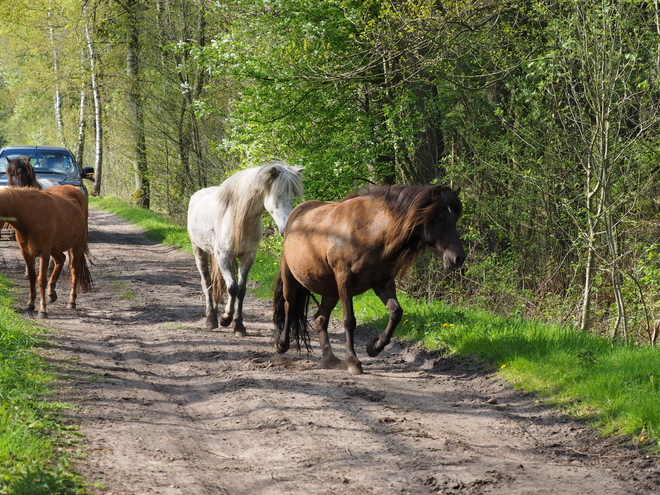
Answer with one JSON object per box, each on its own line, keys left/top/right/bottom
{"left": 36, "top": 254, "right": 50, "bottom": 318}
{"left": 231, "top": 252, "right": 256, "bottom": 337}
{"left": 315, "top": 296, "right": 343, "bottom": 370}
{"left": 65, "top": 250, "right": 82, "bottom": 309}
{"left": 47, "top": 252, "right": 66, "bottom": 304}
{"left": 275, "top": 263, "right": 298, "bottom": 354}
{"left": 366, "top": 281, "right": 403, "bottom": 357}
{"left": 22, "top": 253, "right": 37, "bottom": 312}
{"left": 337, "top": 287, "right": 362, "bottom": 375}
{"left": 193, "top": 246, "right": 218, "bottom": 329}
{"left": 216, "top": 253, "right": 238, "bottom": 328}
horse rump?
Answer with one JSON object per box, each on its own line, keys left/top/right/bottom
{"left": 272, "top": 270, "right": 312, "bottom": 351}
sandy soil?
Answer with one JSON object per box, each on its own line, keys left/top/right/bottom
{"left": 1, "top": 207, "right": 659, "bottom": 495}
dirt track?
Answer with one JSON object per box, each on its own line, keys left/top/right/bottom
{"left": 1, "top": 208, "right": 659, "bottom": 495}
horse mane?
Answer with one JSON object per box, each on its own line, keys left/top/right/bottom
{"left": 345, "top": 183, "right": 462, "bottom": 276}
{"left": 221, "top": 160, "right": 303, "bottom": 251}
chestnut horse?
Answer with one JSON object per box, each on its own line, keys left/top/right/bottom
{"left": 0, "top": 186, "right": 92, "bottom": 317}
{"left": 6, "top": 156, "right": 54, "bottom": 189}
{"left": 273, "top": 184, "right": 465, "bottom": 375}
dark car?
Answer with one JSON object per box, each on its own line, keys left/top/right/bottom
{"left": 0, "top": 146, "right": 94, "bottom": 195}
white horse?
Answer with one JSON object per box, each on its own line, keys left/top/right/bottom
{"left": 187, "top": 160, "right": 304, "bottom": 336}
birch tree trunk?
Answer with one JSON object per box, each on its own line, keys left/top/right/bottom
{"left": 84, "top": 10, "right": 104, "bottom": 197}
{"left": 47, "top": 4, "right": 64, "bottom": 145}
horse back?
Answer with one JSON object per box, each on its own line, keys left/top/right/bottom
{"left": 283, "top": 197, "right": 395, "bottom": 297}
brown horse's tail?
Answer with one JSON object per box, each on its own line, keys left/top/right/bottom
{"left": 210, "top": 255, "right": 227, "bottom": 307}
{"left": 76, "top": 243, "right": 94, "bottom": 293}
{"left": 273, "top": 270, "right": 312, "bottom": 351}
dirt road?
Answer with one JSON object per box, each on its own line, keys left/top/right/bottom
{"left": 1, "top": 208, "right": 658, "bottom": 495}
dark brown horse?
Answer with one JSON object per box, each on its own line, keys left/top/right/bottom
{"left": 6, "top": 156, "right": 51, "bottom": 189}
{"left": 0, "top": 186, "right": 93, "bottom": 318}
{"left": 273, "top": 184, "right": 465, "bottom": 375}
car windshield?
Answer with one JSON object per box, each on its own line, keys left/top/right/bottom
{"left": 0, "top": 151, "right": 78, "bottom": 175}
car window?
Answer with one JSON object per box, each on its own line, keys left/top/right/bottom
{"left": 32, "top": 154, "right": 77, "bottom": 174}
{"left": 0, "top": 151, "right": 77, "bottom": 174}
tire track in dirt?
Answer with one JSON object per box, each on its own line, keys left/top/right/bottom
{"left": 1, "top": 208, "right": 658, "bottom": 495}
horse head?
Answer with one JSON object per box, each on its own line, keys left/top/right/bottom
{"left": 7, "top": 156, "right": 39, "bottom": 189}
{"left": 262, "top": 162, "right": 304, "bottom": 234}
{"left": 422, "top": 187, "right": 466, "bottom": 270}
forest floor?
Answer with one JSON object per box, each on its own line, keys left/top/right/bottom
{"left": 1, "top": 208, "right": 659, "bottom": 495}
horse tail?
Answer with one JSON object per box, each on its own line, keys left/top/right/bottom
{"left": 210, "top": 255, "right": 227, "bottom": 306}
{"left": 76, "top": 243, "right": 94, "bottom": 293}
{"left": 273, "top": 269, "right": 312, "bottom": 351}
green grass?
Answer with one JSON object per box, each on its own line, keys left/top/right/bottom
{"left": 0, "top": 275, "right": 88, "bottom": 494}
{"left": 91, "top": 196, "right": 660, "bottom": 451}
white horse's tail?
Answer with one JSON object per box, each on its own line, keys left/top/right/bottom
{"left": 210, "top": 255, "right": 227, "bottom": 307}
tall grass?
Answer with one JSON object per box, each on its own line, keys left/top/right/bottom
{"left": 91, "top": 197, "right": 660, "bottom": 450}
{"left": 0, "top": 275, "right": 87, "bottom": 494}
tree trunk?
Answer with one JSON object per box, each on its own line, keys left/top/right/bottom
{"left": 84, "top": 11, "right": 104, "bottom": 198}
{"left": 47, "top": 7, "right": 65, "bottom": 146}
{"left": 126, "top": 0, "right": 149, "bottom": 208}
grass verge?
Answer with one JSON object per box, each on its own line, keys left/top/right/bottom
{"left": 90, "top": 196, "right": 660, "bottom": 451}
{"left": 0, "top": 274, "right": 88, "bottom": 494}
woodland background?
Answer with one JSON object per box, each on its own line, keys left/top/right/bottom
{"left": 1, "top": 0, "right": 660, "bottom": 342}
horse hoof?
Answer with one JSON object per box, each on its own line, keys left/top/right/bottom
{"left": 206, "top": 317, "right": 219, "bottom": 330}
{"left": 321, "top": 355, "right": 343, "bottom": 369}
{"left": 219, "top": 314, "right": 233, "bottom": 327}
{"left": 347, "top": 361, "right": 364, "bottom": 375}
{"left": 366, "top": 337, "right": 382, "bottom": 357}
{"left": 66, "top": 302, "right": 76, "bottom": 309}
{"left": 23, "top": 305, "right": 35, "bottom": 313}
{"left": 275, "top": 341, "right": 290, "bottom": 355}
{"left": 233, "top": 325, "right": 247, "bottom": 338}
{"left": 48, "top": 292, "right": 58, "bottom": 304}
{"left": 37, "top": 311, "right": 48, "bottom": 319}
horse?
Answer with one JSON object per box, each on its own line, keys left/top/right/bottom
{"left": 187, "top": 161, "right": 304, "bottom": 336}
{"left": 272, "top": 183, "right": 465, "bottom": 375}
{"left": 0, "top": 186, "right": 93, "bottom": 318}
{"left": 6, "top": 156, "right": 55, "bottom": 189}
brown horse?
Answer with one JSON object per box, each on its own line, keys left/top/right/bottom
{"left": 273, "top": 184, "right": 465, "bottom": 375}
{"left": 6, "top": 156, "right": 51, "bottom": 189}
{"left": 0, "top": 186, "right": 93, "bottom": 318}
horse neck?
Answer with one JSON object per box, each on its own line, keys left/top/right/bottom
{"left": 227, "top": 182, "right": 266, "bottom": 252}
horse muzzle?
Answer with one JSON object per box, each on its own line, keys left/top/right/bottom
{"left": 443, "top": 251, "right": 466, "bottom": 270}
